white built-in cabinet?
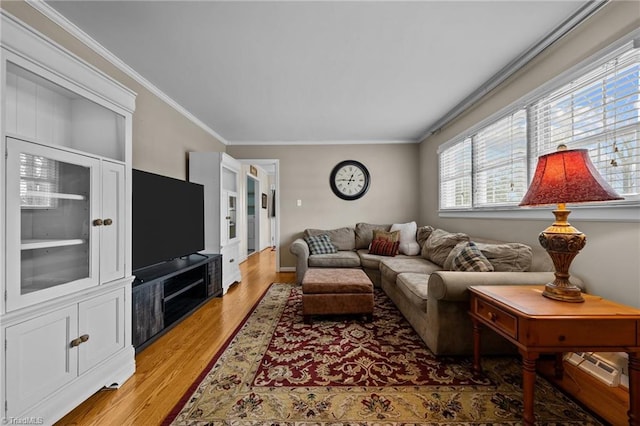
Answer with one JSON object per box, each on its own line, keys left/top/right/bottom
{"left": 189, "top": 152, "right": 242, "bottom": 293}
{"left": 1, "top": 12, "right": 136, "bottom": 424}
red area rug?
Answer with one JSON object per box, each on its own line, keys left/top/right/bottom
{"left": 253, "top": 285, "right": 491, "bottom": 388}
{"left": 164, "top": 283, "right": 602, "bottom": 425}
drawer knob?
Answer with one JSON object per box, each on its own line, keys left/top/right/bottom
{"left": 558, "top": 335, "right": 566, "bottom": 342}
{"left": 229, "top": 258, "right": 235, "bottom": 263}
{"left": 488, "top": 312, "right": 497, "bottom": 322}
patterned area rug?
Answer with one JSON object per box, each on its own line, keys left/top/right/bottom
{"left": 165, "top": 283, "right": 601, "bottom": 425}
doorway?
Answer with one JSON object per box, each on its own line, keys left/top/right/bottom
{"left": 238, "top": 159, "right": 280, "bottom": 272}
{"left": 246, "top": 175, "right": 260, "bottom": 256}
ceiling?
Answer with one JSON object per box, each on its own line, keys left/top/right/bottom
{"left": 45, "top": 1, "right": 590, "bottom": 145}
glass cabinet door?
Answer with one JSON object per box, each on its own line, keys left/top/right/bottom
{"left": 221, "top": 163, "right": 239, "bottom": 244}
{"left": 222, "top": 191, "right": 237, "bottom": 243}
{"left": 227, "top": 193, "right": 237, "bottom": 241}
{"left": 6, "top": 138, "right": 100, "bottom": 311}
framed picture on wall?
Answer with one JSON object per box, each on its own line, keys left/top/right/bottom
{"left": 261, "top": 193, "right": 267, "bottom": 209}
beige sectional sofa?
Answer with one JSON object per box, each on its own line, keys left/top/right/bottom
{"left": 290, "top": 222, "right": 580, "bottom": 356}
{"left": 290, "top": 223, "right": 415, "bottom": 287}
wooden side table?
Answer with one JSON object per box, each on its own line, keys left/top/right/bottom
{"left": 469, "top": 285, "right": 640, "bottom": 426}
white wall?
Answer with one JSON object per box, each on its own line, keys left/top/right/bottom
{"left": 419, "top": 1, "right": 640, "bottom": 307}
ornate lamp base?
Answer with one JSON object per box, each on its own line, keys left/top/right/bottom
{"left": 538, "top": 205, "right": 586, "bottom": 303}
{"left": 542, "top": 279, "right": 584, "bottom": 303}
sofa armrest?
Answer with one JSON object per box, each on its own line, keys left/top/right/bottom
{"left": 428, "top": 271, "right": 559, "bottom": 302}
{"left": 289, "top": 238, "right": 310, "bottom": 284}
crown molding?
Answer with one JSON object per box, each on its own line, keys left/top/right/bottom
{"left": 25, "top": 0, "right": 229, "bottom": 145}
{"left": 229, "top": 139, "right": 419, "bottom": 146}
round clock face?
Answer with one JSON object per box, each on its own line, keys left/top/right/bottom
{"left": 329, "top": 160, "right": 370, "bottom": 200}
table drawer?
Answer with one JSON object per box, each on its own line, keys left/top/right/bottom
{"left": 523, "top": 319, "right": 639, "bottom": 347}
{"left": 474, "top": 298, "right": 517, "bottom": 339}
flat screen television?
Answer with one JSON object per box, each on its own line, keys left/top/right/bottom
{"left": 132, "top": 169, "right": 204, "bottom": 271}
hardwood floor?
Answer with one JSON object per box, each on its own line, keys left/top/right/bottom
{"left": 56, "top": 248, "right": 295, "bottom": 426}
{"left": 56, "top": 249, "right": 626, "bottom": 425}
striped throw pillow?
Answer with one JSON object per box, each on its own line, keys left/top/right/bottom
{"left": 369, "top": 238, "right": 399, "bottom": 257}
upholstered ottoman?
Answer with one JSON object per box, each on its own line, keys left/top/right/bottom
{"left": 301, "top": 268, "right": 374, "bottom": 323}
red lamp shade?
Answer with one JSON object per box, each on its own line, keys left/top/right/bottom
{"left": 519, "top": 148, "right": 623, "bottom": 206}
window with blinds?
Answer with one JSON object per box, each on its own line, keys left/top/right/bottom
{"left": 439, "top": 39, "right": 639, "bottom": 211}
{"left": 474, "top": 109, "right": 528, "bottom": 207}
{"left": 439, "top": 138, "right": 472, "bottom": 209}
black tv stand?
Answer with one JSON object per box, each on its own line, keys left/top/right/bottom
{"left": 132, "top": 253, "right": 222, "bottom": 352}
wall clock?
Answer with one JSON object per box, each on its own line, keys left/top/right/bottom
{"left": 329, "top": 160, "right": 370, "bottom": 200}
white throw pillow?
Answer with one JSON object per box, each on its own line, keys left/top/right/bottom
{"left": 390, "top": 221, "right": 420, "bottom": 255}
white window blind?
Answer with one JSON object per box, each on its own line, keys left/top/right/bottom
{"left": 530, "top": 48, "right": 640, "bottom": 199}
{"left": 439, "top": 138, "right": 471, "bottom": 209}
{"left": 473, "top": 109, "right": 528, "bottom": 207}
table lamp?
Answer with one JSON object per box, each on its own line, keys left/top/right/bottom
{"left": 519, "top": 145, "right": 623, "bottom": 302}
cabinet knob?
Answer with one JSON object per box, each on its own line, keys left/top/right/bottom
{"left": 229, "top": 258, "right": 235, "bottom": 263}
{"left": 70, "top": 334, "right": 90, "bottom": 347}
{"left": 225, "top": 216, "right": 231, "bottom": 220}
{"left": 93, "top": 219, "right": 103, "bottom": 226}
{"left": 103, "top": 218, "right": 113, "bottom": 226}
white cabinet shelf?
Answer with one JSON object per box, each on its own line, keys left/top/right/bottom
{"left": 21, "top": 238, "right": 85, "bottom": 250}
{"left": 22, "top": 191, "right": 86, "bottom": 201}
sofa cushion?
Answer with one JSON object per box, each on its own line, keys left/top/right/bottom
{"left": 421, "top": 229, "right": 470, "bottom": 267}
{"left": 304, "top": 234, "right": 338, "bottom": 255}
{"left": 396, "top": 272, "right": 429, "bottom": 312}
{"left": 474, "top": 242, "right": 533, "bottom": 272}
{"left": 369, "top": 239, "right": 399, "bottom": 256}
{"left": 445, "top": 241, "right": 494, "bottom": 272}
{"left": 308, "top": 251, "right": 361, "bottom": 268}
{"left": 305, "top": 227, "right": 355, "bottom": 251}
{"left": 416, "top": 225, "right": 435, "bottom": 248}
{"left": 357, "top": 250, "right": 411, "bottom": 270}
{"left": 391, "top": 221, "right": 421, "bottom": 256}
{"left": 355, "top": 223, "right": 391, "bottom": 249}
{"left": 379, "top": 257, "right": 442, "bottom": 284}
